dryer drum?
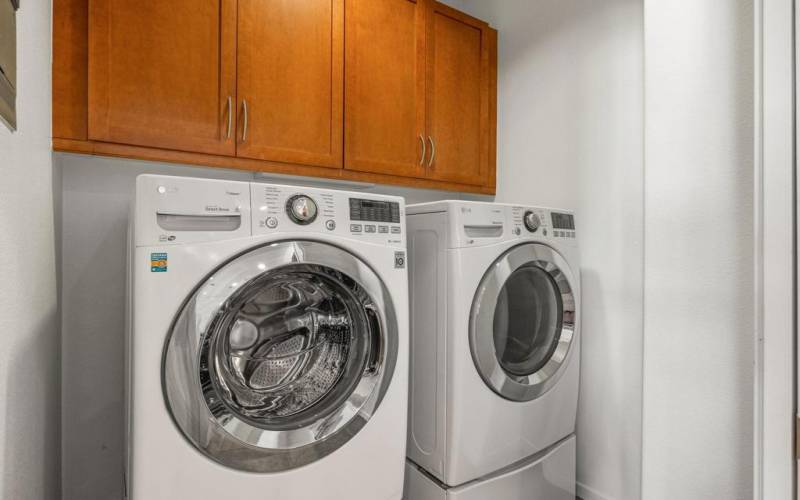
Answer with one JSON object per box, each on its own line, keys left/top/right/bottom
{"left": 162, "top": 241, "right": 398, "bottom": 473}
{"left": 492, "top": 264, "right": 564, "bottom": 378}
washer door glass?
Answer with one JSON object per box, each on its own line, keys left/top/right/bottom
{"left": 163, "top": 241, "right": 398, "bottom": 473}
{"left": 471, "top": 243, "right": 577, "bottom": 402}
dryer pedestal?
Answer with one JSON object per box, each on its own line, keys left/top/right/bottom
{"left": 403, "top": 436, "right": 575, "bottom": 500}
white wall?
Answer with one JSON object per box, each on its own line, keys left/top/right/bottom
{"left": 642, "top": 1, "right": 754, "bottom": 499}
{"left": 0, "top": 1, "right": 60, "bottom": 499}
{"left": 459, "top": 2, "right": 644, "bottom": 500}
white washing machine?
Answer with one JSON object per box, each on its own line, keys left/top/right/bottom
{"left": 126, "top": 174, "right": 409, "bottom": 500}
{"left": 404, "top": 201, "right": 580, "bottom": 499}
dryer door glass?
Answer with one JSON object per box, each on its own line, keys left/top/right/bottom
{"left": 470, "top": 243, "right": 577, "bottom": 402}
{"left": 493, "top": 265, "right": 562, "bottom": 377}
{"left": 163, "top": 241, "right": 398, "bottom": 473}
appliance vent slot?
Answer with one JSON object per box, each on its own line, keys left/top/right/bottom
{"left": 463, "top": 225, "right": 503, "bottom": 238}
{"left": 156, "top": 213, "right": 241, "bottom": 232}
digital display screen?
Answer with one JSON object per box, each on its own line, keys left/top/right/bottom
{"left": 350, "top": 198, "right": 401, "bottom": 223}
{"left": 551, "top": 212, "right": 575, "bottom": 230}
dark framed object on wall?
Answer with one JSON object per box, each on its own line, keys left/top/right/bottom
{"left": 0, "top": 0, "right": 17, "bottom": 130}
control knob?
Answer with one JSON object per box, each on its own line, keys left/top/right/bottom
{"left": 286, "top": 195, "right": 318, "bottom": 225}
{"left": 523, "top": 211, "right": 541, "bottom": 233}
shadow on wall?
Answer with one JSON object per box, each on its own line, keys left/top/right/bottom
{"left": 727, "top": 0, "right": 756, "bottom": 484}
{"left": 576, "top": 269, "right": 641, "bottom": 500}
{"left": 60, "top": 169, "right": 156, "bottom": 500}
{"left": 66, "top": 219, "right": 129, "bottom": 499}
{"left": 2, "top": 311, "right": 60, "bottom": 500}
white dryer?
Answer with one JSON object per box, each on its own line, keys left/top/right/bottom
{"left": 404, "top": 201, "right": 580, "bottom": 499}
{"left": 126, "top": 175, "right": 409, "bottom": 500}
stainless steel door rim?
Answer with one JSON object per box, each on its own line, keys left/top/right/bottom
{"left": 163, "top": 240, "right": 398, "bottom": 472}
{"left": 470, "top": 243, "right": 577, "bottom": 402}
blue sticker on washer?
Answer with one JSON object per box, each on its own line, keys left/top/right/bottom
{"left": 151, "top": 253, "right": 168, "bottom": 272}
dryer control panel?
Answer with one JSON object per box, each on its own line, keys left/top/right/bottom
{"left": 250, "top": 183, "right": 405, "bottom": 248}
{"left": 406, "top": 200, "right": 577, "bottom": 249}
{"left": 508, "top": 205, "right": 577, "bottom": 243}
{"left": 507, "top": 206, "right": 574, "bottom": 240}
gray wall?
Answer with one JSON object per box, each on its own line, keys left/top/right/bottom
{"left": 642, "top": 0, "right": 755, "bottom": 498}
{"left": 458, "top": 2, "right": 645, "bottom": 500}
{"left": 60, "top": 2, "right": 480, "bottom": 496}
{"left": 0, "top": 0, "right": 61, "bottom": 499}
{"left": 58, "top": 154, "right": 486, "bottom": 499}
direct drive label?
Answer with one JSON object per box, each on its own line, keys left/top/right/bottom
{"left": 150, "top": 253, "right": 168, "bottom": 273}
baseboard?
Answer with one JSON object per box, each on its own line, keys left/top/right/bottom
{"left": 576, "top": 482, "right": 615, "bottom": 500}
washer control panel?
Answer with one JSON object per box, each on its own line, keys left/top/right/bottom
{"left": 523, "top": 211, "right": 541, "bottom": 233}
{"left": 251, "top": 183, "right": 405, "bottom": 247}
{"left": 349, "top": 198, "right": 401, "bottom": 224}
{"left": 286, "top": 194, "right": 318, "bottom": 225}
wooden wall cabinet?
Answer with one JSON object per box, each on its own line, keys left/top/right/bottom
{"left": 425, "top": 2, "right": 492, "bottom": 187}
{"left": 237, "top": 0, "right": 344, "bottom": 169}
{"left": 344, "top": 0, "right": 496, "bottom": 189}
{"left": 88, "top": 0, "right": 237, "bottom": 156}
{"left": 344, "top": 0, "right": 428, "bottom": 179}
{"left": 53, "top": 0, "right": 497, "bottom": 194}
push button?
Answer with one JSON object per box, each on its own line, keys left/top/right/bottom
{"left": 365, "top": 225, "right": 377, "bottom": 233}
{"left": 391, "top": 226, "right": 401, "bottom": 234}
{"left": 350, "top": 224, "right": 362, "bottom": 233}
{"left": 325, "top": 220, "right": 336, "bottom": 231}
{"left": 378, "top": 226, "right": 389, "bottom": 234}
{"left": 266, "top": 217, "right": 278, "bottom": 229}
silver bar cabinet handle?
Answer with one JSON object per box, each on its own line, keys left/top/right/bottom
{"left": 427, "top": 136, "right": 436, "bottom": 167}
{"left": 241, "top": 99, "right": 249, "bottom": 143}
{"left": 419, "top": 134, "right": 426, "bottom": 166}
{"left": 225, "top": 96, "right": 233, "bottom": 140}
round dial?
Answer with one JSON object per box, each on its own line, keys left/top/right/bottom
{"left": 523, "top": 211, "right": 541, "bottom": 233}
{"left": 286, "top": 195, "right": 318, "bottom": 225}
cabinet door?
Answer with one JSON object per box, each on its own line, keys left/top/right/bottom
{"left": 344, "top": 0, "right": 426, "bottom": 177}
{"left": 425, "top": 2, "right": 490, "bottom": 186}
{"left": 237, "top": 0, "right": 343, "bottom": 169}
{"left": 88, "top": 0, "right": 236, "bottom": 155}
